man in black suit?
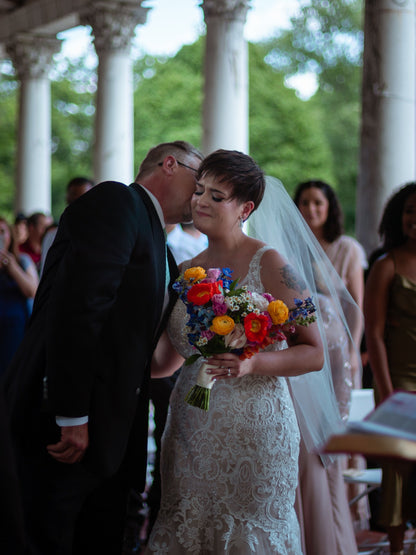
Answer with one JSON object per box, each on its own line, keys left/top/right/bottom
{"left": 0, "top": 387, "right": 25, "bottom": 555}
{"left": 2, "top": 140, "right": 202, "bottom": 555}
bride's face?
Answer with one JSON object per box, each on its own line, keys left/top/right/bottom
{"left": 191, "top": 175, "right": 245, "bottom": 236}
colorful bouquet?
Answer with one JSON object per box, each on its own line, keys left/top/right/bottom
{"left": 173, "top": 266, "right": 317, "bottom": 411}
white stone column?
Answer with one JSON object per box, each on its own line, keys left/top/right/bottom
{"left": 6, "top": 34, "right": 61, "bottom": 215}
{"left": 357, "top": 0, "right": 416, "bottom": 255}
{"left": 201, "top": 0, "right": 250, "bottom": 155}
{"left": 82, "top": 2, "right": 149, "bottom": 184}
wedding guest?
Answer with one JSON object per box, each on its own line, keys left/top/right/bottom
{"left": 13, "top": 213, "right": 28, "bottom": 247}
{"left": 146, "top": 150, "right": 346, "bottom": 553}
{"left": 167, "top": 222, "right": 208, "bottom": 264}
{"left": 2, "top": 140, "right": 202, "bottom": 555}
{"left": 0, "top": 217, "right": 38, "bottom": 377}
{"left": 294, "top": 179, "right": 368, "bottom": 546}
{"left": 19, "top": 211, "right": 52, "bottom": 272}
{"left": 364, "top": 182, "right": 416, "bottom": 555}
{"left": 294, "top": 181, "right": 366, "bottom": 358}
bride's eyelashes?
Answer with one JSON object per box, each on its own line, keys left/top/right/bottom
{"left": 194, "top": 190, "right": 225, "bottom": 203}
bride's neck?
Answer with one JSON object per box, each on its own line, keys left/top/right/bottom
{"left": 200, "top": 232, "right": 247, "bottom": 265}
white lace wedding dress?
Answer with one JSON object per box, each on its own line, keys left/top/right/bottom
{"left": 146, "top": 247, "right": 302, "bottom": 554}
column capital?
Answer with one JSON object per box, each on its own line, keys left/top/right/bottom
{"left": 6, "top": 34, "right": 61, "bottom": 80}
{"left": 82, "top": 1, "right": 150, "bottom": 56}
{"left": 201, "top": 0, "right": 251, "bottom": 22}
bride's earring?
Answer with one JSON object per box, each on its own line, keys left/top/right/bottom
{"left": 239, "top": 216, "right": 244, "bottom": 228}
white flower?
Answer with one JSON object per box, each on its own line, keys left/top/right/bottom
{"left": 224, "top": 324, "right": 246, "bottom": 349}
{"left": 196, "top": 337, "right": 208, "bottom": 347}
{"left": 251, "top": 292, "right": 269, "bottom": 311}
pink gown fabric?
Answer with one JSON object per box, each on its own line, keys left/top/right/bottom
{"left": 295, "top": 235, "right": 367, "bottom": 554}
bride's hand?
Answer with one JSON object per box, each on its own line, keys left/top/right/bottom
{"left": 205, "top": 354, "right": 254, "bottom": 379}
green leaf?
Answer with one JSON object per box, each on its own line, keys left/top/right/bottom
{"left": 184, "top": 353, "right": 201, "bottom": 366}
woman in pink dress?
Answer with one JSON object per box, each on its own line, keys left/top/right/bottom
{"left": 293, "top": 180, "right": 367, "bottom": 554}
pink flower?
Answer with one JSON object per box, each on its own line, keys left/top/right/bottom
{"left": 262, "top": 293, "right": 275, "bottom": 303}
{"left": 211, "top": 293, "right": 228, "bottom": 315}
{"left": 224, "top": 323, "right": 247, "bottom": 349}
{"left": 206, "top": 268, "right": 221, "bottom": 282}
{"left": 201, "top": 329, "right": 215, "bottom": 340}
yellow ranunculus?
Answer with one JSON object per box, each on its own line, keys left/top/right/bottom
{"left": 267, "top": 300, "right": 289, "bottom": 325}
{"left": 184, "top": 266, "right": 207, "bottom": 283}
{"left": 210, "top": 315, "right": 235, "bottom": 336}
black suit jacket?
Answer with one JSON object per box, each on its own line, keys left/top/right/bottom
{"left": 0, "top": 387, "right": 25, "bottom": 554}
{"left": 3, "top": 181, "right": 178, "bottom": 488}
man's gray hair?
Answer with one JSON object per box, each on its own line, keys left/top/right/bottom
{"left": 136, "top": 141, "right": 203, "bottom": 180}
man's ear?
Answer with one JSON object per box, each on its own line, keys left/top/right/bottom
{"left": 161, "top": 155, "right": 177, "bottom": 175}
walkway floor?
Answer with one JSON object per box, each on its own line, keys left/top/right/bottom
{"left": 357, "top": 528, "right": 416, "bottom": 554}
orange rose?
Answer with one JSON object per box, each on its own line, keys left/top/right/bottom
{"left": 267, "top": 300, "right": 289, "bottom": 325}
{"left": 184, "top": 266, "right": 207, "bottom": 282}
{"left": 210, "top": 315, "right": 235, "bottom": 335}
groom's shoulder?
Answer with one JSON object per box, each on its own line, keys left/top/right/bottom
{"left": 92, "top": 180, "right": 130, "bottom": 196}
{"left": 83, "top": 180, "right": 146, "bottom": 208}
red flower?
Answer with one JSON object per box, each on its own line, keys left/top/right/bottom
{"left": 187, "top": 281, "right": 222, "bottom": 306}
{"left": 240, "top": 344, "right": 260, "bottom": 360}
{"left": 244, "top": 313, "right": 269, "bottom": 343}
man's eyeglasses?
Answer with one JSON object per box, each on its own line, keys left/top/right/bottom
{"left": 158, "top": 160, "right": 198, "bottom": 174}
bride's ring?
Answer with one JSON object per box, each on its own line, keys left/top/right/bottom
{"left": 227, "top": 368, "right": 232, "bottom": 376}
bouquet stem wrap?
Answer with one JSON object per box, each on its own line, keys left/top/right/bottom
{"left": 185, "top": 362, "right": 216, "bottom": 411}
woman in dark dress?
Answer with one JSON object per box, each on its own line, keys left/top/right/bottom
{"left": 0, "top": 217, "right": 38, "bottom": 376}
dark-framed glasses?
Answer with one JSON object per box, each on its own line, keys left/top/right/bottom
{"left": 158, "top": 160, "right": 198, "bottom": 174}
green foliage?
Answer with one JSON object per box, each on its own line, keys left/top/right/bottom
{"left": 268, "top": 0, "right": 363, "bottom": 83}
{"left": 0, "top": 68, "right": 18, "bottom": 219}
{"left": 0, "top": 1, "right": 364, "bottom": 232}
{"left": 249, "top": 42, "right": 334, "bottom": 196}
{"left": 133, "top": 39, "right": 204, "bottom": 166}
{"left": 50, "top": 57, "right": 96, "bottom": 218}
{"left": 132, "top": 38, "right": 334, "bottom": 198}
{"left": 263, "top": 0, "right": 364, "bottom": 232}
{"left": 0, "top": 57, "right": 96, "bottom": 220}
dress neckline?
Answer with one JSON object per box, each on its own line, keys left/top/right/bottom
{"left": 238, "top": 245, "right": 273, "bottom": 286}
{"left": 184, "top": 245, "right": 272, "bottom": 285}
{"left": 394, "top": 272, "right": 416, "bottom": 288}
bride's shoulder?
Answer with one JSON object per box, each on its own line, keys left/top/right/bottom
{"left": 258, "top": 245, "right": 287, "bottom": 269}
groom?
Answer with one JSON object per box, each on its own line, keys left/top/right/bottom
{"left": 2, "top": 140, "right": 202, "bottom": 555}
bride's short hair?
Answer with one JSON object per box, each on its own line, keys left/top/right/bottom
{"left": 197, "top": 149, "right": 265, "bottom": 212}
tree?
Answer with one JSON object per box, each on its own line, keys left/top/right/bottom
{"left": 263, "top": 0, "right": 364, "bottom": 231}
{"left": 0, "top": 57, "right": 96, "bottom": 220}
{"left": 0, "top": 3, "right": 363, "bottom": 226}
{"left": 249, "top": 42, "right": 333, "bottom": 196}
{"left": 132, "top": 38, "right": 334, "bottom": 197}
{"left": 50, "top": 57, "right": 96, "bottom": 217}
{"left": 133, "top": 40, "right": 204, "bottom": 165}
{"left": 0, "top": 65, "right": 18, "bottom": 218}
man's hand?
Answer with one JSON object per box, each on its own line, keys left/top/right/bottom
{"left": 47, "top": 423, "right": 89, "bottom": 464}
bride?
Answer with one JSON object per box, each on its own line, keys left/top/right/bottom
{"left": 145, "top": 149, "right": 337, "bottom": 554}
